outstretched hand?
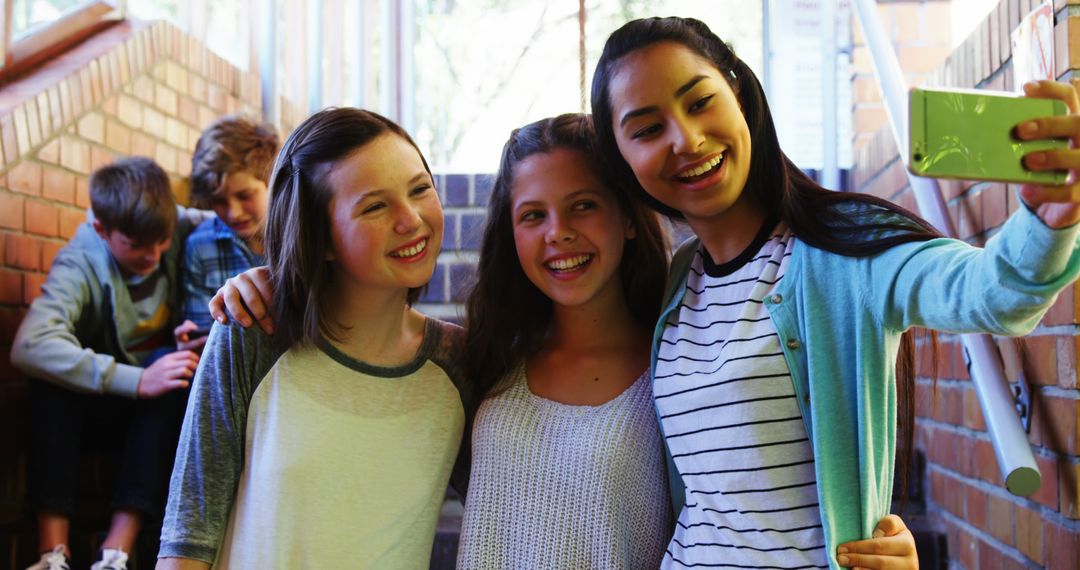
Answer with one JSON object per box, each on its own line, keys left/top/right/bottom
{"left": 836, "top": 514, "right": 918, "bottom": 569}
{"left": 1017, "top": 79, "right": 1080, "bottom": 228}
{"left": 208, "top": 266, "right": 275, "bottom": 334}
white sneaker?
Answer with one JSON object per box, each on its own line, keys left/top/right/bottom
{"left": 25, "top": 545, "right": 70, "bottom": 570}
{"left": 89, "top": 548, "right": 128, "bottom": 570}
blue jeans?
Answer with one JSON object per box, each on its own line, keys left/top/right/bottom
{"left": 26, "top": 349, "right": 189, "bottom": 519}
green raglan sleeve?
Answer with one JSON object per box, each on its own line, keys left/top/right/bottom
{"left": 158, "top": 321, "right": 281, "bottom": 563}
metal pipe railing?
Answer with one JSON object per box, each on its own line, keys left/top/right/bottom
{"left": 852, "top": 0, "right": 1040, "bottom": 496}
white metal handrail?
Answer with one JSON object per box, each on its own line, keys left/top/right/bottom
{"left": 852, "top": 0, "right": 1040, "bottom": 496}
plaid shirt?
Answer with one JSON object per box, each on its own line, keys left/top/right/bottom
{"left": 182, "top": 217, "right": 265, "bottom": 330}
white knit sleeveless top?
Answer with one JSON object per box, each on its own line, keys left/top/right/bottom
{"left": 457, "top": 365, "right": 672, "bottom": 569}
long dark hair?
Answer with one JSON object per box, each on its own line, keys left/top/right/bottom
{"left": 591, "top": 17, "right": 940, "bottom": 503}
{"left": 264, "top": 107, "right": 433, "bottom": 351}
{"left": 464, "top": 113, "right": 670, "bottom": 398}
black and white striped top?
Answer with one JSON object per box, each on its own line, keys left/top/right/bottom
{"left": 654, "top": 222, "right": 828, "bottom": 569}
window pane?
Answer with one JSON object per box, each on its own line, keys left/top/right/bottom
{"left": 11, "top": 0, "right": 99, "bottom": 39}
{"left": 412, "top": 1, "right": 762, "bottom": 172}
{"left": 124, "top": 0, "right": 178, "bottom": 23}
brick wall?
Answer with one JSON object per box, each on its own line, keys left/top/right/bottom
{"left": 850, "top": 1, "right": 1080, "bottom": 568}
{"left": 0, "top": 19, "right": 261, "bottom": 567}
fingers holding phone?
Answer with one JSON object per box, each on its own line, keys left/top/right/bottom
{"left": 1015, "top": 79, "right": 1080, "bottom": 228}
{"left": 174, "top": 319, "right": 210, "bottom": 354}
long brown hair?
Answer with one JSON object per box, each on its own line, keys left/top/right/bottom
{"left": 464, "top": 113, "right": 670, "bottom": 398}
{"left": 264, "top": 107, "right": 433, "bottom": 351}
{"left": 591, "top": 17, "right": 940, "bottom": 503}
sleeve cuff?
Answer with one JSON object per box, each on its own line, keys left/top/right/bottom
{"left": 109, "top": 363, "right": 143, "bottom": 398}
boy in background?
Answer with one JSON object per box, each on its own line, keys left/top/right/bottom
{"left": 12, "top": 157, "right": 207, "bottom": 570}
{"left": 178, "top": 114, "right": 278, "bottom": 338}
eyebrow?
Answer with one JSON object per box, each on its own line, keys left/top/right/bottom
{"left": 512, "top": 189, "right": 602, "bottom": 213}
{"left": 352, "top": 171, "right": 431, "bottom": 203}
{"left": 618, "top": 75, "right": 709, "bottom": 127}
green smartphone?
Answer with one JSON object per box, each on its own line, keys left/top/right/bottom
{"left": 908, "top": 87, "right": 1069, "bottom": 185}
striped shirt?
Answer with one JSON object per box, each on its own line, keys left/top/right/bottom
{"left": 654, "top": 222, "right": 828, "bottom": 569}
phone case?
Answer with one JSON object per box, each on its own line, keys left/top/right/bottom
{"left": 908, "top": 87, "right": 1069, "bottom": 185}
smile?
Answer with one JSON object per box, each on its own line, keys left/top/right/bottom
{"left": 545, "top": 254, "right": 592, "bottom": 272}
{"left": 675, "top": 152, "right": 725, "bottom": 182}
{"left": 389, "top": 238, "right": 427, "bottom": 258}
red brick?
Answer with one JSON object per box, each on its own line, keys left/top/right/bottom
{"left": 42, "top": 168, "right": 76, "bottom": 205}
{"left": 130, "top": 131, "right": 155, "bottom": 158}
{"left": 90, "top": 146, "right": 115, "bottom": 173}
{"left": 1032, "top": 454, "right": 1060, "bottom": 510}
{"left": 1033, "top": 394, "right": 1078, "bottom": 454}
{"left": 1044, "top": 286, "right": 1077, "bottom": 326}
{"left": 966, "top": 482, "right": 988, "bottom": 528}
{"left": 987, "top": 493, "right": 1016, "bottom": 545}
{"left": 1015, "top": 503, "right": 1045, "bottom": 564}
{"left": 37, "top": 139, "right": 59, "bottom": 164}
{"left": 75, "top": 178, "right": 90, "bottom": 209}
{"left": 963, "top": 385, "right": 987, "bottom": 430}
{"left": 25, "top": 201, "right": 58, "bottom": 237}
{"left": 58, "top": 207, "right": 85, "bottom": 240}
{"left": 1022, "top": 336, "right": 1059, "bottom": 386}
{"left": 8, "top": 162, "right": 42, "bottom": 196}
{"left": 1062, "top": 461, "right": 1080, "bottom": 519}
{"left": 5, "top": 234, "right": 40, "bottom": 270}
{"left": 1044, "top": 517, "right": 1080, "bottom": 569}
{"left": 105, "top": 120, "right": 132, "bottom": 154}
{"left": 976, "top": 437, "right": 1005, "bottom": 486}
{"left": 116, "top": 95, "right": 143, "bottom": 129}
{"left": 0, "top": 192, "right": 24, "bottom": 231}
{"left": 0, "top": 268, "right": 22, "bottom": 304}
{"left": 60, "top": 136, "right": 91, "bottom": 175}
{"left": 957, "top": 526, "right": 980, "bottom": 570}
{"left": 77, "top": 112, "right": 105, "bottom": 144}
{"left": 155, "top": 84, "right": 179, "bottom": 115}
{"left": 22, "top": 272, "right": 45, "bottom": 304}
{"left": 41, "top": 241, "right": 62, "bottom": 269}
{"left": 1059, "top": 336, "right": 1078, "bottom": 389}
{"left": 178, "top": 96, "right": 198, "bottom": 126}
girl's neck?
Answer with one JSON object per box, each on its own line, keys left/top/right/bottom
{"left": 324, "top": 282, "right": 425, "bottom": 366}
{"left": 687, "top": 193, "right": 768, "bottom": 265}
{"left": 546, "top": 280, "right": 645, "bottom": 354}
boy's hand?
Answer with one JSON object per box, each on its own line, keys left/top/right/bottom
{"left": 137, "top": 350, "right": 199, "bottom": 398}
{"left": 208, "top": 266, "right": 275, "bottom": 334}
{"left": 174, "top": 320, "right": 209, "bottom": 353}
{"left": 836, "top": 514, "right": 918, "bottom": 569}
{"left": 1017, "top": 79, "right": 1080, "bottom": 228}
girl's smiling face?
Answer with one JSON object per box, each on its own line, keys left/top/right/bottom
{"left": 324, "top": 133, "right": 443, "bottom": 298}
{"left": 608, "top": 41, "right": 754, "bottom": 228}
{"left": 510, "top": 148, "right": 634, "bottom": 311}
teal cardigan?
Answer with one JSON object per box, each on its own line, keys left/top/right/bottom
{"left": 654, "top": 204, "right": 1080, "bottom": 567}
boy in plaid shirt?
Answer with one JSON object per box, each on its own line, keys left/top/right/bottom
{"left": 178, "top": 115, "right": 279, "bottom": 337}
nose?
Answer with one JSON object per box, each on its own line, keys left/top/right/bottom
{"left": 226, "top": 198, "right": 244, "bottom": 221}
{"left": 671, "top": 118, "right": 705, "bottom": 155}
{"left": 394, "top": 202, "right": 423, "bottom": 235}
{"left": 544, "top": 213, "right": 576, "bottom": 244}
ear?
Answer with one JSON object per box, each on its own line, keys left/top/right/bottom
{"left": 91, "top": 218, "right": 109, "bottom": 240}
{"left": 624, "top": 216, "right": 637, "bottom": 241}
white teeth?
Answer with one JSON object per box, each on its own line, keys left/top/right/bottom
{"left": 677, "top": 153, "right": 724, "bottom": 179}
{"left": 391, "top": 239, "right": 427, "bottom": 258}
{"left": 546, "top": 254, "right": 592, "bottom": 271}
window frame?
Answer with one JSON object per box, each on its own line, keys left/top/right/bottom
{"left": 0, "top": 0, "right": 120, "bottom": 81}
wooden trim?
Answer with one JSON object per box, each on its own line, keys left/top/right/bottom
{"left": 1, "top": 1, "right": 118, "bottom": 83}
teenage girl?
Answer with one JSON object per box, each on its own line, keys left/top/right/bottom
{"left": 455, "top": 113, "right": 672, "bottom": 567}
{"left": 208, "top": 113, "right": 918, "bottom": 569}
{"left": 156, "top": 108, "right": 474, "bottom": 569}
{"left": 590, "top": 16, "right": 1080, "bottom": 570}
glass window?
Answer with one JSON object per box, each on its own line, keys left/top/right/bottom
{"left": 411, "top": 0, "right": 763, "bottom": 172}
{"left": 11, "top": 0, "right": 101, "bottom": 40}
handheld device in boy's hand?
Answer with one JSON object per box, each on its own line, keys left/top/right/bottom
{"left": 908, "top": 86, "right": 1069, "bottom": 184}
